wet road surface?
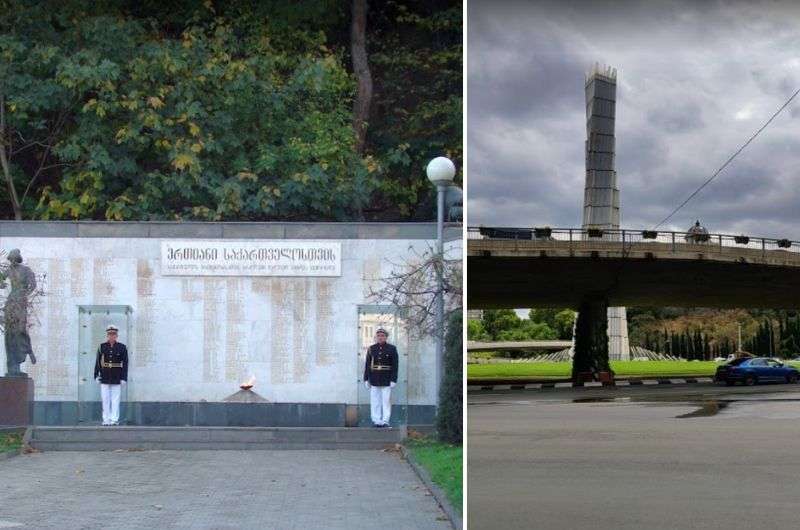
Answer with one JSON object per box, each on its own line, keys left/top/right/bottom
{"left": 468, "top": 383, "right": 800, "bottom": 529}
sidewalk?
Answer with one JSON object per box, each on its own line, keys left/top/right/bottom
{"left": 0, "top": 450, "right": 450, "bottom": 530}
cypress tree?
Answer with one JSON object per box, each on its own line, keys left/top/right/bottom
{"left": 436, "top": 311, "right": 462, "bottom": 444}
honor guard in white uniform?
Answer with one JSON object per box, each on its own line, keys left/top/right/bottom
{"left": 94, "top": 325, "right": 128, "bottom": 426}
{"left": 363, "top": 328, "right": 399, "bottom": 427}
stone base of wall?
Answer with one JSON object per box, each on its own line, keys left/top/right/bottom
{"left": 34, "top": 401, "right": 436, "bottom": 428}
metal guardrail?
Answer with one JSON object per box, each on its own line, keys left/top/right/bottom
{"left": 467, "top": 226, "right": 799, "bottom": 257}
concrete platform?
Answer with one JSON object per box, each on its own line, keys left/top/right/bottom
{"left": 29, "top": 426, "right": 404, "bottom": 451}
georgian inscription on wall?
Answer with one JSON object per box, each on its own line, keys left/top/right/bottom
{"left": 161, "top": 241, "right": 341, "bottom": 277}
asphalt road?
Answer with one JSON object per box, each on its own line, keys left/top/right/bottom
{"left": 468, "top": 383, "right": 800, "bottom": 530}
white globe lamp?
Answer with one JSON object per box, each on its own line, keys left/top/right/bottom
{"left": 426, "top": 156, "right": 456, "bottom": 186}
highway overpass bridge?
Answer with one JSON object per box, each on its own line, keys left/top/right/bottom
{"left": 468, "top": 227, "right": 800, "bottom": 309}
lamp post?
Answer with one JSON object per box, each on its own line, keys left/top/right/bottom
{"left": 426, "top": 156, "right": 456, "bottom": 404}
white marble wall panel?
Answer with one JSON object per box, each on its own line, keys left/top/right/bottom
{"left": 0, "top": 236, "right": 453, "bottom": 406}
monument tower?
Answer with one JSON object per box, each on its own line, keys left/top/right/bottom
{"left": 582, "top": 64, "right": 630, "bottom": 360}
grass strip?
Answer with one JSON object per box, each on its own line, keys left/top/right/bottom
{"left": 468, "top": 360, "right": 800, "bottom": 380}
{"left": 0, "top": 432, "right": 23, "bottom": 454}
{"left": 405, "top": 437, "right": 462, "bottom": 513}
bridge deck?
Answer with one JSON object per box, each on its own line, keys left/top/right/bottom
{"left": 468, "top": 237, "right": 800, "bottom": 309}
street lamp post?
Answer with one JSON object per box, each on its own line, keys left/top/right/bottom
{"left": 426, "top": 156, "right": 456, "bottom": 404}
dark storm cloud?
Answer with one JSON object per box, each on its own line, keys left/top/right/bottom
{"left": 468, "top": 28, "right": 586, "bottom": 125}
{"left": 468, "top": 0, "right": 800, "bottom": 239}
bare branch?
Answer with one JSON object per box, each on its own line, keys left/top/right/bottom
{"left": 367, "top": 243, "right": 462, "bottom": 337}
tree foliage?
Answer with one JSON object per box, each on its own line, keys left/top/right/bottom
{"left": 628, "top": 307, "right": 800, "bottom": 359}
{"left": 472, "top": 309, "right": 572, "bottom": 343}
{"left": 571, "top": 299, "right": 611, "bottom": 380}
{"left": 436, "top": 310, "right": 461, "bottom": 444}
{"left": 528, "top": 308, "right": 576, "bottom": 340}
{"left": 466, "top": 318, "right": 489, "bottom": 342}
{"left": 365, "top": 0, "right": 462, "bottom": 219}
{"left": 0, "top": 0, "right": 461, "bottom": 221}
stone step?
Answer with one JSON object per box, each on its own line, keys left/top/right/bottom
{"left": 29, "top": 426, "right": 403, "bottom": 451}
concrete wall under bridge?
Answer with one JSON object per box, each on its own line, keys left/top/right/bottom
{"left": 468, "top": 233, "right": 800, "bottom": 310}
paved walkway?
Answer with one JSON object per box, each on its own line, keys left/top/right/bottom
{"left": 0, "top": 450, "right": 450, "bottom": 530}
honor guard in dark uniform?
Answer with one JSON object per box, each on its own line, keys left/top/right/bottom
{"left": 94, "top": 325, "right": 128, "bottom": 425}
{"left": 363, "top": 328, "right": 398, "bottom": 427}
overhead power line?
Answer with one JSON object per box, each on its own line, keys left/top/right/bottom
{"left": 653, "top": 86, "right": 800, "bottom": 229}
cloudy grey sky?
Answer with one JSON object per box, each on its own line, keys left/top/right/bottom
{"left": 468, "top": 0, "right": 800, "bottom": 238}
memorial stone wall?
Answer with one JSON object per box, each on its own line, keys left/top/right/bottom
{"left": 0, "top": 222, "right": 460, "bottom": 419}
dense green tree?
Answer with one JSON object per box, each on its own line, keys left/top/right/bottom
{"left": 436, "top": 310, "right": 461, "bottom": 444}
{"left": 496, "top": 320, "right": 556, "bottom": 342}
{"left": 466, "top": 318, "right": 489, "bottom": 341}
{"left": 0, "top": 0, "right": 462, "bottom": 221}
{"left": 480, "top": 309, "right": 520, "bottom": 340}
{"left": 477, "top": 309, "right": 560, "bottom": 343}
{"left": 627, "top": 307, "right": 800, "bottom": 359}
{"left": 364, "top": 0, "right": 462, "bottom": 219}
{"left": 528, "top": 308, "right": 558, "bottom": 328}
{"left": 553, "top": 309, "right": 576, "bottom": 339}
{"left": 527, "top": 308, "right": 575, "bottom": 339}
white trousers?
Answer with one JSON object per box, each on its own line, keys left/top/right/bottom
{"left": 101, "top": 384, "right": 121, "bottom": 424}
{"left": 370, "top": 385, "right": 392, "bottom": 425}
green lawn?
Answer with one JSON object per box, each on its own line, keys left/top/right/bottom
{"left": 0, "top": 432, "right": 23, "bottom": 454}
{"left": 405, "top": 437, "right": 462, "bottom": 513}
{"left": 468, "top": 360, "right": 800, "bottom": 380}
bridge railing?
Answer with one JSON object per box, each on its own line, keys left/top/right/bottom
{"left": 467, "top": 226, "right": 799, "bottom": 256}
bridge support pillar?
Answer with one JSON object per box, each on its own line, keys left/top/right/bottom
{"left": 572, "top": 297, "right": 612, "bottom": 382}
{"left": 607, "top": 306, "right": 630, "bottom": 361}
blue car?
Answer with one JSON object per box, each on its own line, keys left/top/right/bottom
{"left": 715, "top": 357, "right": 800, "bottom": 386}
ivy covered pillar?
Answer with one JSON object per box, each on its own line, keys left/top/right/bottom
{"left": 571, "top": 297, "right": 613, "bottom": 383}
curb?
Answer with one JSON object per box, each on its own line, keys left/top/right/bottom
{"left": 468, "top": 377, "right": 715, "bottom": 392}
{"left": 400, "top": 444, "right": 461, "bottom": 530}
{"left": 27, "top": 426, "right": 404, "bottom": 451}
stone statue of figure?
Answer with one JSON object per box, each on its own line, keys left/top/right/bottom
{"left": 1, "top": 249, "right": 37, "bottom": 377}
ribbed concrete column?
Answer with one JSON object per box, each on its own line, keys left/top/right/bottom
{"left": 582, "top": 64, "right": 630, "bottom": 361}
{"left": 607, "top": 306, "right": 630, "bottom": 361}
